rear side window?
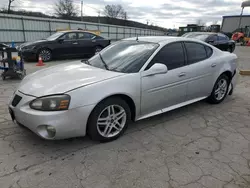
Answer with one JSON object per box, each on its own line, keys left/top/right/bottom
{"left": 148, "top": 42, "right": 185, "bottom": 70}
{"left": 184, "top": 42, "right": 208, "bottom": 64}
{"left": 205, "top": 46, "right": 213, "bottom": 58}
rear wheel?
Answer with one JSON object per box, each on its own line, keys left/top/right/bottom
{"left": 208, "top": 74, "right": 230, "bottom": 104}
{"left": 38, "top": 48, "right": 52, "bottom": 62}
{"left": 87, "top": 97, "right": 131, "bottom": 142}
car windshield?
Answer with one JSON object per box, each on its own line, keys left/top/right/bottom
{"left": 87, "top": 40, "right": 159, "bottom": 73}
{"left": 46, "top": 32, "right": 64, "bottom": 40}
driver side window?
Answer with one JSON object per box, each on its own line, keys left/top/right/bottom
{"left": 146, "top": 42, "right": 185, "bottom": 71}
{"left": 60, "top": 33, "right": 77, "bottom": 40}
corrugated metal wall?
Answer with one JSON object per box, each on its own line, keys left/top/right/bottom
{"left": 221, "top": 16, "right": 250, "bottom": 33}
{"left": 0, "top": 13, "right": 165, "bottom": 44}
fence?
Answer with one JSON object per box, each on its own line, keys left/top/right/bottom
{"left": 0, "top": 13, "right": 165, "bottom": 44}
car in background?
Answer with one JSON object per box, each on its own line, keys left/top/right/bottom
{"left": 17, "top": 31, "right": 111, "bottom": 62}
{"left": 9, "top": 37, "right": 237, "bottom": 142}
{"left": 182, "top": 32, "right": 236, "bottom": 53}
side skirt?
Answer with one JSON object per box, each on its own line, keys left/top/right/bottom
{"left": 136, "top": 96, "right": 208, "bottom": 121}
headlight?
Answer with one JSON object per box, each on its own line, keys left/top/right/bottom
{"left": 30, "top": 95, "right": 70, "bottom": 111}
{"left": 22, "top": 45, "right": 36, "bottom": 50}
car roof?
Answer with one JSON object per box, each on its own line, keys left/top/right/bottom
{"left": 123, "top": 36, "right": 210, "bottom": 45}
{"left": 184, "top": 32, "right": 216, "bottom": 35}
{"left": 60, "top": 30, "right": 95, "bottom": 34}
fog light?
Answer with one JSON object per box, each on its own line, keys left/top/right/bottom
{"left": 37, "top": 125, "right": 56, "bottom": 139}
{"left": 46, "top": 125, "right": 56, "bottom": 138}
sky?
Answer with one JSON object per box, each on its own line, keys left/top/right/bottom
{"left": 1, "top": 0, "right": 249, "bottom": 28}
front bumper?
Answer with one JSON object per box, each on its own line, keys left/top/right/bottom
{"left": 8, "top": 91, "right": 95, "bottom": 140}
{"left": 18, "top": 50, "right": 37, "bottom": 60}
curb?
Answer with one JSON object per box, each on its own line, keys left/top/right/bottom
{"left": 239, "top": 70, "right": 250, "bottom": 75}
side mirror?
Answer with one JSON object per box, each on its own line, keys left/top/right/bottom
{"left": 58, "top": 38, "right": 64, "bottom": 43}
{"left": 144, "top": 63, "right": 168, "bottom": 77}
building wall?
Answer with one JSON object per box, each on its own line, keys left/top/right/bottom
{"left": 221, "top": 16, "right": 250, "bottom": 33}
{"left": 0, "top": 13, "right": 165, "bottom": 44}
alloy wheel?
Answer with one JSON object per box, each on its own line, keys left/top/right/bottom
{"left": 214, "top": 78, "right": 228, "bottom": 101}
{"left": 97, "top": 105, "right": 127, "bottom": 138}
{"left": 39, "top": 49, "right": 51, "bottom": 61}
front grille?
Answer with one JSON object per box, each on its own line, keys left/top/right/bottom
{"left": 12, "top": 95, "right": 22, "bottom": 107}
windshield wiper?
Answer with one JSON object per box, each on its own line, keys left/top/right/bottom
{"left": 99, "top": 53, "right": 109, "bottom": 70}
{"left": 81, "top": 59, "right": 89, "bottom": 64}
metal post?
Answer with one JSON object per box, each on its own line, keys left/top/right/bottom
{"left": 116, "top": 27, "right": 118, "bottom": 41}
{"left": 81, "top": 0, "right": 83, "bottom": 22}
{"left": 123, "top": 27, "right": 125, "bottom": 38}
{"left": 21, "top": 17, "right": 26, "bottom": 42}
{"left": 108, "top": 26, "right": 110, "bottom": 38}
{"left": 49, "top": 20, "right": 52, "bottom": 35}
{"left": 238, "top": 7, "right": 244, "bottom": 29}
{"left": 130, "top": 28, "right": 131, "bottom": 37}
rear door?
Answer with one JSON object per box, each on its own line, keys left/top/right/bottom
{"left": 183, "top": 42, "right": 216, "bottom": 100}
{"left": 77, "top": 32, "right": 97, "bottom": 55}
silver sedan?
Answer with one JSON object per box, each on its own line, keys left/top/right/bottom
{"left": 9, "top": 37, "right": 238, "bottom": 142}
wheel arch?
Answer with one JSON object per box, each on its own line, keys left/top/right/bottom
{"left": 37, "top": 47, "right": 53, "bottom": 59}
{"left": 87, "top": 93, "right": 137, "bottom": 127}
{"left": 222, "top": 70, "right": 233, "bottom": 81}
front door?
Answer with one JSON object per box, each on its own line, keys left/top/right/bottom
{"left": 140, "top": 42, "right": 188, "bottom": 116}
{"left": 53, "top": 32, "right": 79, "bottom": 57}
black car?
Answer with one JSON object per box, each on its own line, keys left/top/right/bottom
{"left": 182, "top": 32, "right": 236, "bottom": 53}
{"left": 18, "top": 31, "right": 111, "bottom": 62}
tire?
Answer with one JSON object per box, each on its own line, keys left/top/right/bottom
{"left": 38, "top": 48, "right": 52, "bottom": 62}
{"left": 87, "top": 97, "right": 131, "bottom": 142}
{"left": 208, "top": 74, "right": 230, "bottom": 104}
{"left": 95, "top": 46, "right": 103, "bottom": 55}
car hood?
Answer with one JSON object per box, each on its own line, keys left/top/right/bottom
{"left": 19, "top": 40, "right": 48, "bottom": 48}
{"left": 18, "top": 61, "right": 124, "bottom": 97}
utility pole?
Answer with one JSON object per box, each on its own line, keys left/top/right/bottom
{"left": 81, "top": 0, "right": 83, "bottom": 21}
{"left": 8, "top": 0, "right": 15, "bottom": 14}
{"left": 98, "top": 11, "right": 100, "bottom": 24}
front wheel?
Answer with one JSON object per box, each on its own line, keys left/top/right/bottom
{"left": 87, "top": 97, "right": 131, "bottom": 142}
{"left": 208, "top": 74, "right": 229, "bottom": 104}
{"left": 38, "top": 49, "right": 52, "bottom": 62}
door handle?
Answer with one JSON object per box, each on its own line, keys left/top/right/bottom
{"left": 92, "top": 40, "right": 96, "bottom": 42}
{"left": 211, "top": 63, "right": 217, "bottom": 67}
{"left": 72, "top": 42, "right": 78, "bottom": 45}
{"left": 179, "top": 72, "right": 186, "bottom": 77}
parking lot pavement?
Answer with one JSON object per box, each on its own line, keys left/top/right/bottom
{"left": 0, "top": 48, "right": 250, "bottom": 188}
